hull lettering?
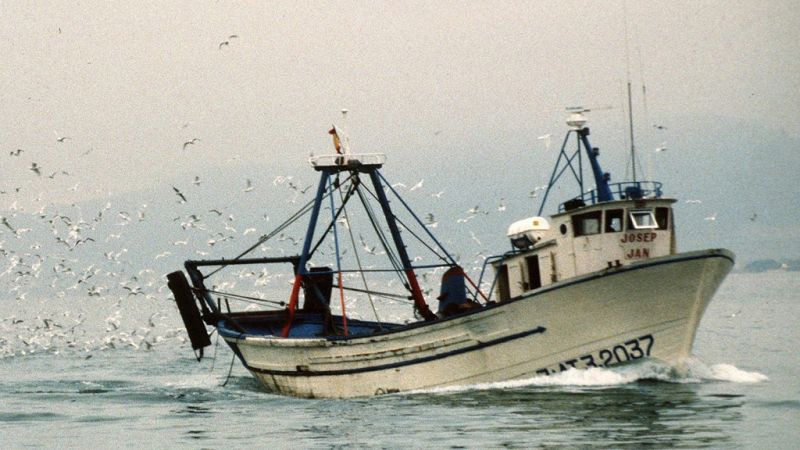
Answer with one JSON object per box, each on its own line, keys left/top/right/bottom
{"left": 536, "top": 334, "right": 655, "bottom": 376}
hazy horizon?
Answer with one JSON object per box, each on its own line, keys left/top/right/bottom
{"left": 2, "top": 1, "right": 799, "bottom": 280}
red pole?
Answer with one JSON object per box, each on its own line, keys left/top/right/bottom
{"left": 281, "top": 274, "right": 303, "bottom": 337}
{"left": 406, "top": 269, "right": 436, "bottom": 321}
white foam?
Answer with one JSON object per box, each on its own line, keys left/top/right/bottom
{"left": 686, "top": 360, "right": 769, "bottom": 383}
{"left": 524, "top": 366, "right": 638, "bottom": 387}
{"left": 412, "top": 361, "right": 668, "bottom": 395}
{"left": 411, "top": 358, "right": 767, "bottom": 396}
{"left": 160, "top": 372, "right": 226, "bottom": 390}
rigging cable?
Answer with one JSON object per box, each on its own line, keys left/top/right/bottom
{"left": 307, "top": 176, "right": 358, "bottom": 260}
{"left": 377, "top": 171, "right": 458, "bottom": 265}
{"left": 354, "top": 185, "right": 408, "bottom": 290}
{"left": 202, "top": 176, "right": 352, "bottom": 279}
{"left": 327, "top": 175, "right": 348, "bottom": 336}
{"left": 339, "top": 284, "right": 413, "bottom": 302}
{"left": 195, "top": 288, "right": 286, "bottom": 307}
{"left": 338, "top": 177, "right": 383, "bottom": 326}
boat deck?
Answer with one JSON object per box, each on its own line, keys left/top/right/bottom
{"left": 219, "top": 310, "right": 403, "bottom": 339}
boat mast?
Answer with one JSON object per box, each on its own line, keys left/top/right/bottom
{"left": 623, "top": 0, "right": 637, "bottom": 183}
{"left": 627, "top": 80, "right": 637, "bottom": 183}
{"left": 579, "top": 127, "right": 614, "bottom": 203}
{"left": 282, "top": 170, "right": 331, "bottom": 337}
{"left": 537, "top": 112, "right": 614, "bottom": 215}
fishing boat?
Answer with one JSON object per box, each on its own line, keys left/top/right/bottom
{"left": 167, "top": 113, "right": 734, "bottom": 398}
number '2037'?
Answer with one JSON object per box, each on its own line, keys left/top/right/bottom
{"left": 536, "top": 334, "right": 654, "bottom": 376}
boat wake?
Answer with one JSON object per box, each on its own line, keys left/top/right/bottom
{"left": 411, "top": 358, "right": 768, "bottom": 396}
{"left": 682, "top": 358, "right": 769, "bottom": 384}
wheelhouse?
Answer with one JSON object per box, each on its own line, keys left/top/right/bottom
{"left": 488, "top": 112, "right": 677, "bottom": 302}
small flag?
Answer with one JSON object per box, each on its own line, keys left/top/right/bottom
{"left": 328, "top": 126, "right": 342, "bottom": 154}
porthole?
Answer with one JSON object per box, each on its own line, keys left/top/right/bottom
{"left": 560, "top": 224, "right": 567, "bottom": 235}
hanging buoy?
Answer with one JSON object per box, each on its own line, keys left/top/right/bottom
{"left": 167, "top": 271, "right": 211, "bottom": 359}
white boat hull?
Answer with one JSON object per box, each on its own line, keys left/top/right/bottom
{"left": 221, "top": 249, "right": 733, "bottom": 398}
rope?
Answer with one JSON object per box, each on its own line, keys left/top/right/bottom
{"left": 203, "top": 195, "right": 317, "bottom": 279}
{"left": 203, "top": 174, "right": 356, "bottom": 279}
{"left": 376, "top": 171, "right": 458, "bottom": 266}
{"left": 391, "top": 214, "right": 450, "bottom": 265}
{"left": 221, "top": 351, "right": 236, "bottom": 387}
{"left": 338, "top": 177, "right": 383, "bottom": 326}
{"left": 307, "top": 180, "right": 357, "bottom": 259}
{"left": 327, "top": 175, "right": 348, "bottom": 336}
{"left": 355, "top": 186, "right": 408, "bottom": 289}
{"left": 197, "top": 288, "right": 286, "bottom": 307}
{"left": 340, "top": 284, "right": 413, "bottom": 302}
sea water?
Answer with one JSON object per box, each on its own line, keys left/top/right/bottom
{"left": 1, "top": 271, "right": 797, "bottom": 449}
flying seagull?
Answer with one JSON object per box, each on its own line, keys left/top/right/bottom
{"left": 172, "top": 186, "right": 187, "bottom": 203}
{"left": 425, "top": 213, "right": 438, "bottom": 228}
{"left": 182, "top": 138, "right": 200, "bottom": 150}
{"left": 219, "top": 35, "right": 238, "bottom": 50}
{"left": 1, "top": 216, "right": 15, "bottom": 232}
{"left": 537, "top": 134, "right": 552, "bottom": 150}
{"left": 29, "top": 162, "right": 42, "bottom": 176}
{"left": 9, "top": 149, "right": 23, "bottom": 156}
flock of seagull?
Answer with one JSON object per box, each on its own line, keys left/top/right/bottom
{"left": 1, "top": 135, "right": 518, "bottom": 359}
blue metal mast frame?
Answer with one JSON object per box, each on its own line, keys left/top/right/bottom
{"left": 537, "top": 126, "right": 614, "bottom": 215}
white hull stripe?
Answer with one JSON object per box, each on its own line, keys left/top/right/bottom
{"left": 243, "top": 326, "right": 547, "bottom": 377}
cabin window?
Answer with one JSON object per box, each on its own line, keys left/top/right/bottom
{"left": 605, "top": 209, "right": 624, "bottom": 233}
{"left": 655, "top": 207, "right": 670, "bottom": 230}
{"left": 629, "top": 210, "right": 657, "bottom": 230}
{"left": 572, "top": 211, "right": 602, "bottom": 236}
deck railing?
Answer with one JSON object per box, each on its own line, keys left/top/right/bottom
{"left": 558, "top": 181, "right": 663, "bottom": 212}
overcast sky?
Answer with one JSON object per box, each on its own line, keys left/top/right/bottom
{"left": 2, "top": 1, "right": 798, "bottom": 210}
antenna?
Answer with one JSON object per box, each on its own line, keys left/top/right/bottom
{"left": 565, "top": 105, "right": 612, "bottom": 113}
{"left": 623, "top": 0, "right": 637, "bottom": 183}
{"left": 627, "top": 81, "right": 637, "bottom": 182}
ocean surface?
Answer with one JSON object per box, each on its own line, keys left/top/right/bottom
{"left": 1, "top": 271, "right": 797, "bottom": 449}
